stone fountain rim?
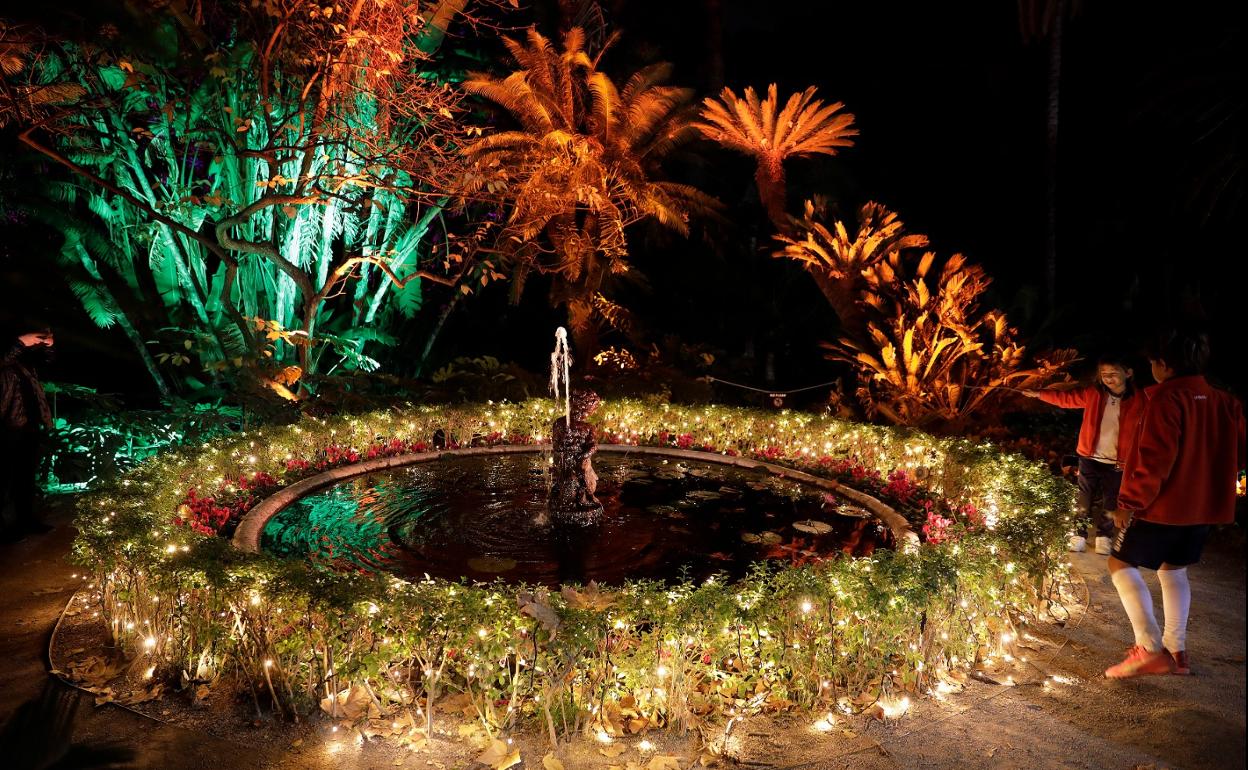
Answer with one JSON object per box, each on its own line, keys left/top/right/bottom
{"left": 231, "top": 444, "right": 919, "bottom": 554}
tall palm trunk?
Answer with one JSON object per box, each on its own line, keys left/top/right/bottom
{"left": 703, "top": 0, "right": 725, "bottom": 90}
{"left": 755, "top": 158, "right": 789, "bottom": 233}
{"left": 1043, "top": 0, "right": 1066, "bottom": 314}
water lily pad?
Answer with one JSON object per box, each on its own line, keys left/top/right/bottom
{"left": 646, "top": 505, "right": 680, "bottom": 516}
{"left": 759, "top": 531, "right": 783, "bottom": 544}
{"left": 793, "top": 520, "right": 834, "bottom": 535}
{"left": 687, "top": 490, "right": 722, "bottom": 501}
{"left": 839, "top": 505, "right": 872, "bottom": 518}
{"left": 740, "top": 532, "right": 762, "bottom": 543}
{"left": 468, "top": 556, "right": 517, "bottom": 572}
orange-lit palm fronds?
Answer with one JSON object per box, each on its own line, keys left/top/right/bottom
{"left": 695, "top": 85, "right": 857, "bottom": 228}
{"left": 774, "top": 199, "right": 928, "bottom": 332}
{"left": 462, "top": 28, "right": 719, "bottom": 354}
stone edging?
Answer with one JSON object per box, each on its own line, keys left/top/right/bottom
{"left": 232, "top": 444, "right": 919, "bottom": 553}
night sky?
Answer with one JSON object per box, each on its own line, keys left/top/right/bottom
{"left": 2, "top": 0, "right": 1243, "bottom": 399}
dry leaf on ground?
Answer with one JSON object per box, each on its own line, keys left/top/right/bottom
{"left": 542, "top": 753, "right": 565, "bottom": 770}
{"left": 477, "top": 739, "right": 521, "bottom": 769}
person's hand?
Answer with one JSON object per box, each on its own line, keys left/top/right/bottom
{"left": 1109, "top": 509, "right": 1133, "bottom": 529}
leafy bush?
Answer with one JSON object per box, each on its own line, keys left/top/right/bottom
{"left": 41, "top": 383, "right": 244, "bottom": 492}
{"left": 775, "top": 201, "right": 1076, "bottom": 429}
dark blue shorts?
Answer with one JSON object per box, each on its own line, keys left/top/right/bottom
{"left": 1111, "top": 518, "right": 1211, "bottom": 570}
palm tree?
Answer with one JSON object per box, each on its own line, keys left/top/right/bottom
{"left": 461, "top": 27, "right": 719, "bottom": 357}
{"left": 694, "top": 84, "right": 857, "bottom": 230}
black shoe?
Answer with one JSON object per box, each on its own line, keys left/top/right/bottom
{"left": 24, "top": 522, "right": 55, "bottom": 535}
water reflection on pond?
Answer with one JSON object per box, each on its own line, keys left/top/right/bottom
{"left": 262, "top": 453, "right": 892, "bottom": 586}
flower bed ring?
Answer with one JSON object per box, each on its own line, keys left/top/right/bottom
{"left": 231, "top": 444, "right": 920, "bottom": 554}
{"left": 71, "top": 399, "right": 1073, "bottom": 736}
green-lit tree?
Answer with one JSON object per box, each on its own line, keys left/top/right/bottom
{"left": 2, "top": 1, "right": 490, "bottom": 396}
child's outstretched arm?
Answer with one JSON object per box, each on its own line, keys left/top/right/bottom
{"left": 1023, "top": 384, "right": 1097, "bottom": 409}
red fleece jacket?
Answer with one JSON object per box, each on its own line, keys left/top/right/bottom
{"left": 1037, "top": 384, "right": 1146, "bottom": 466}
{"left": 1118, "top": 376, "right": 1247, "bottom": 526}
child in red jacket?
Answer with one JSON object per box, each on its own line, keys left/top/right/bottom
{"left": 1024, "top": 352, "right": 1146, "bottom": 555}
{"left": 1102, "top": 329, "right": 1246, "bottom": 678}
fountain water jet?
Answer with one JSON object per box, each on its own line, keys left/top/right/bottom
{"left": 547, "top": 328, "right": 603, "bottom": 520}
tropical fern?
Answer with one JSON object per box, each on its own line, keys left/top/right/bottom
{"left": 68, "top": 280, "right": 121, "bottom": 328}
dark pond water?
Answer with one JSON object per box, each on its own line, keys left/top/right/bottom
{"left": 261, "top": 452, "right": 892, "bottom": 586}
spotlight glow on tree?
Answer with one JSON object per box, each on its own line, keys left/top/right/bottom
{"left": 460, "top": 27, "right": 720, "bottom": 357}
{"left": 2, "top": 1, "right": 494, "bottom": 394}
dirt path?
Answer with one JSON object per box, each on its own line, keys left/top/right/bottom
{"left": 2, "top": 500, "right": 1243, "bottom": 770}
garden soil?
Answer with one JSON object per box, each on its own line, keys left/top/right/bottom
{"left": 2, "top": 497, "right": 1243, "bottom": 770}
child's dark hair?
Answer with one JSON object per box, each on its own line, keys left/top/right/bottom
{"left": 1095, "top": 350, "right": 1133, "bottom": 370}
{"left": 1146, "top": 327, "right": 1211, "bottom": 376}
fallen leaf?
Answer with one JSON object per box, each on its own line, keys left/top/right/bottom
{"left": 319, "top": 684, "right": 376, "bottom": 720}
{"left": 477, "top": 739, "right": 508, "bottom": 764}
{"left": 561, "top": 581, "right": 617, "bottom": 611}
{"left": 517, "top": 589, "right": 560, "bottom": 638}
{"left": 542, "top": 753, "right": 565, "bottom": 770}
{"left": 477, "top": 739, "right": 520, "bottom": 769}
{"left": 599, "top": 743, "right": 626, "bottom": 758}
{"left": 648, "top": 756, "right": 683, "bottom": 770}
{"left": 438, "top": 692, "right": 473, "bottom": 713}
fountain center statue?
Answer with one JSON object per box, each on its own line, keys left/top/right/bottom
{"left": 547, "top": 328, "right": 603, "bottom": 520}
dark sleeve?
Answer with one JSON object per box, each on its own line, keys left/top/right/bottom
{"left": 0, "top": 369, "right": 19, "bottom": 423}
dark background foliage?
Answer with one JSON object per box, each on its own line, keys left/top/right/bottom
{"left": 3, "top": 0, "right": 1244, "bottom": 403}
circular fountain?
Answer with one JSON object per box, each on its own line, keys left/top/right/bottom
{"left": 247, "top": 331, "right": 897, "bottom": 586}
{"left": 259, "top": 449, "right": 891, "bottom": 586}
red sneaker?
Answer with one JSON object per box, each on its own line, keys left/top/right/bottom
{"left": 1168, "top": 649, "right": 1190, "bottom": 675}
{"left": 1105, "top": 645, "right": 1176, "bottom": 678}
